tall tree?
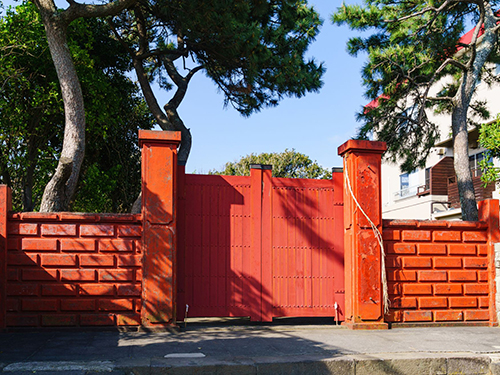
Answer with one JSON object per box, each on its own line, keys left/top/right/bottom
{"left": 210, "top": 149, "right": 332, "bottom": 179}
{"left": 109, "top": 0, "right": 325, "bottom": 166}
{"left": 333, "top": 0, "right": 500, "bottom": 221}
{"left": 33, "top": 0, "right": 136, "bottom": 212}
{"left": 0, "top": 2, "right": 152, "bottom": 212}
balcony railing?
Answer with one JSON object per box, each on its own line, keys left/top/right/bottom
{"left": 394, "top": 184, "right": 420, "bottom": 199}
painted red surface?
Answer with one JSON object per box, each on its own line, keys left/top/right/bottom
{"left": 384, "top": 200, "right": 499, "bottom": 325}
{"left": 3, "top": 213, "right": 142, "bottom": 327}
{"left": 176, "top": 167, "right": 345, "bottom": 322}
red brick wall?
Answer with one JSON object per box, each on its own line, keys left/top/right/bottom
{"left": 5, "top": 213, "right": 142, "bottom": 327}
{"left": 384, "top": 220, "right": 493, "bottom": 324}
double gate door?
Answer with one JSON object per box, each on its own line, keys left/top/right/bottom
{"left": 177, "top": 167, "right": 344, "bottom": 322}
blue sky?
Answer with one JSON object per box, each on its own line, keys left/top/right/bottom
{"left": 1, "top": 0, "right": 367, "bottom": 173}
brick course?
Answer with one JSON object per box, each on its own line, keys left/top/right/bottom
{"left": 384, "top": 221, "right": 491, "bottom": 324}
{"left": 5, "top": 213, "right": 142, "bottom": 327}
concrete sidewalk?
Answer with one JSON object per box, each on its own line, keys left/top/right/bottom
{"left": 1, "top": 320, "right": 500, "bottom": 374}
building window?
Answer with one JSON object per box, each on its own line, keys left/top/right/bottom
{"left": 396, "top": 171, "right": 419, "bottom": 199}
{"left": 400, "top": 173, "right": 409, "bottom": 191}
{"left": 469, "top": 152, "right": 488, "bottom": 177}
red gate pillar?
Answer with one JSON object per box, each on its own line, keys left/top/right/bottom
{"left": 338, "top": 139, "right": 388, "bottom": 329}
{"left": 0, "top": 185, "right": 12, "bottom": 329}
{"left": 139, "top": 130, "right": 181, "bottom": 326}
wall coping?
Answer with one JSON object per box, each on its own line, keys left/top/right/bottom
{"left": 338, "top": 139, "right": 387, "bottom": 157}
{"left": 138, "top": 130, "right": 181, "bottom": 148}
{"left": 383, "top": 219, "right": 488, "bottom": 229}
{"left": 8, "top": 212, "right": 142, "bottom": 223}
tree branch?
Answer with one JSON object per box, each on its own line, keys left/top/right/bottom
{"left": 60, "top": 0, "right": 137, "bottom": 25}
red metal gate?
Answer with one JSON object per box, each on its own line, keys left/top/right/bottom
{"left": 177, "top": 166, "right": 344, "bottom": 322}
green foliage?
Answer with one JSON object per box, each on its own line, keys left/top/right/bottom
{"left": 332, "top": 0, "right": 498, "bottom": 173}
{"left": 479, "top": 116, "right": 500, "bottom": 184}
{"left": 0, "top": 2, "right": 153, "bottom": 212}
{"left": 209, "top": 149, "right": 332, "bottom": 179}
{"left": 116, "top": 0, "right": 325, "bottom": 117}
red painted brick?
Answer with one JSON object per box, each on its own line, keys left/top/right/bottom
{"left": 61, "top": 239, "right": 95, "bottom": 252}
{"left": 464, "top": 257, "right": 488, "bottom": 269}
{"left": 418, "top": 270, "right": 447, "bottom": 282}
{"left": 463, "top": 231, "right": 488, "bottom": 242}
{"left": 386, "top": 310, "right": 403, "bottom": 322}
{"left": 80, "top": 254, "right": 115, "bottom": 267}
{"left": 389, "top": 244, "right": 416, "bottom": 254}
{"left": 118, "top": 225, "right": 142, "bottom": 237}
{"left": 403, "top": 311, "right": 433, "bottom": 322}
{"left": 479, "top": 297, "right": 489, "bottom": 308}
{"left": 134, "top": 298, "right": 141, "bottom": 312}
{"left": 477, "top": 245, "right": 488, "bottom": 255}
{"left": 41, "top": 314, "right": 77, "bottom": 326}
{"left": 449, "top": 297, "right": 477, "bottom": 308}
{"left": 449, "top": 270, "right": 477, "bottom": 282}
{"left": 478, "top": 271, "right": 488, "bottom": 282}
{"left": 388, "top": 283, "right": 402, "bottom": 295}
{"left": 117, "top": 284, "right": 141, "bottom": 296}
{"left": 136, "top": 269, "right": 143, "bottom": 281}
{"left": 8, "top": 238, "right": 19, "bottom": 250}
{"left": 61, "top": 269, "right": 96, "bottom": 281}
{"left": 434, "top": 284, "right": 462, "bottom": 295}
{"left": 22, "top": 299, "right": 57, "bottom": 311}
{"left": 116, "top": 313, "right": 141, "bottom": 326}
{"left": 387, "top": 270, "right": 417, "bottom": 281}
{"left": 464, "top": 310, "right": 489, "bottom": 321}
{"left": 79, "top": 284, "right": 115, "bottom": 296}
{"left": 386, "top": 256, "right": 401, "bottom": 268}
{"left": 7, "top": 269, "right": 18, "bottom": 281}
{"left": 6, "top": 299, "right": 18, "bottom": 312}
{"left": 7, "top": 252, "right": 38, "bottom": 266}
{"left": 418, "top": 244, "right": 446, "bottom": 255}
{"left": 7, "top": 285, "right": 38, "bottom": 296}
{"left": 402, "top": 230, "right": 431, "bottom": 241}
{"left": 22, "top": 269, "right": 58, "bottom": 281}
{"left": 117, "top": 255, "right": 142, "bottom": 267}
{"left": 435, "top": 310, "right": 463, "bottom": 321}
{"left": 99, "top": 239, "right": 134, "bottom": 252}
{"left": 464, "top": 284, "right": 489, "bottom": 295}
{"left": 99, "top": 299, "right": 134, "bottom": 311}
{"left": 402, "top": 257, "right": 432, "bottom": 268}
{"left": 61, "top": 299, "right": 96, "bottom": 311}
{"left": 448, "top": 244, "right": 476, "bottom": 255}
{"left": 41, "top": 224, "right": 77, "bottom": 236}
{"left": 8, "top": 223, "right": 38, "bottom": 235}
{"left": 391, "top": 297, "right": 417, "bottom": 308}
{"left": 433, "top": 231, "right": 461, "bottom": 242}
{"left": 80, "top": 313, "right": 115, "bottom": 326}
{"left": 403, "top": 284, "right": 432, "bottom": 295}
{"left": 22, "top": 238, "right": 58, "bottom": 251}
{"left": 80, "top": 224, "right": 114, "bottom": 237}
{"left": 41, "top": 254, "right": 77, "bottom": 267}
{"left": 6, "top": 315, "right": 38, "bottom": 327}
{"left": 99, "top": 269, "right": 134, "bottom": 282}
{"left": 418, "top": 297, "right": 448, "bottom": 308}
{"left": 135, "top": 240, "right": 142, "bottom": 253}
{"left": 434, "top": 257, "right": 462, "bottom": 268}
{"left": 383, "top": 230, "right": 400, "bottom": 241}
{"left": 41, "top": 284, "right": 77, "bottom": 296}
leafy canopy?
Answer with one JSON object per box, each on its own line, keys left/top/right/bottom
{"left": 479, "top": 117, "right": 500, "bottom": 184}
{"left": 210, "top": 149, "right": 332, "bottom": 179}
{"left": 0, "top": 1, "right": 153, "bottom": 212}
{"left": 332, "top": 0, "right": 499, "bottom": 172}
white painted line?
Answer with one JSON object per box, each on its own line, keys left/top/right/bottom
{"left": 164, "top": 353, "right": 206, "bottom": 358}
{"left": 3, "top": 361, "right": 115, "bottom": 372}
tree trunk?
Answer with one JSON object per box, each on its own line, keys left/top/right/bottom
{"left": 451, "top": 102, "right": 478, "bottom": 221}
{"left": 38, "top": 11, "right": 85, "bottom": 212}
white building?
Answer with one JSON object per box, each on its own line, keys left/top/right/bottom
{"left": 381, "top": 72, "right": 500, "bottom": 221}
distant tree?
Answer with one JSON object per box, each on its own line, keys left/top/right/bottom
{"left": 210, "top": 149, "right": 332, "bottom": 179}
{"left": 333, "top": 0, "right": 500, "bottom": 221}
{"left": 0, "top": 2, "right": 153, "bottom": 212}
{"left": 479, "top": 117, "right": 500, "bottom": 185}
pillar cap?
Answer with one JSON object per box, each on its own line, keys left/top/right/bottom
{"left": 139, "top": 130, "right": 181, "bottom": 148}
{"left": 250, "top": 164, "right": 272, "bottom": 170}
{"left": 338, "top": 139, "right": 387, "bottom": 157}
